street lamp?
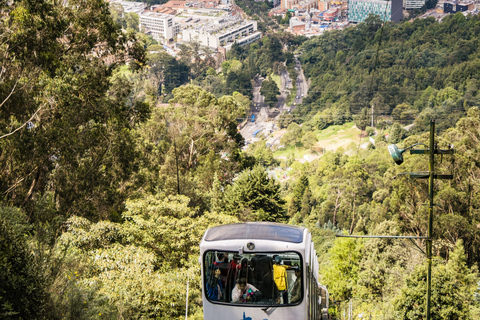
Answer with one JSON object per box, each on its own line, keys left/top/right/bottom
{"left": 387, "top": 143, "right": 426, "bottom": 165}
{"left": 387, "top": 120, "right": 453, "bottom": 320}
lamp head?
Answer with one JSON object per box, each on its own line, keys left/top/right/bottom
{"left": 388, "top": 144, "right": 405, "bottom": 165}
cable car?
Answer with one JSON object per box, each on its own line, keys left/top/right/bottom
{"left": 200, "top": 222, "right": 329, "bottom": 320}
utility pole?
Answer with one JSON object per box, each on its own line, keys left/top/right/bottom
{"left": 338, "top": 119, "right": 454, "bottom": 320}
{"left": 426, "top": 120, "right": 435, "bottom": 320}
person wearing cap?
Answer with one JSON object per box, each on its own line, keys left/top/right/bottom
{"left": 290, "top": 266, "right": 302, "bottom": 304}
{"left": 273, "top": 255, "right": 288, "bottom": 304}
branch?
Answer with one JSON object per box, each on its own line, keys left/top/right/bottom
{"left": 0, "top": 79, "right": 18, "bottom": 109}
{"left": 3, "top": 166, "right": 39, "bottom": 195}
{"left": 0, "top": 104, "right": 43, "bottom": 139}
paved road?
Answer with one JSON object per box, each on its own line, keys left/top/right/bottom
{"left": 291, "top": 56, "right": 307, "bottom": 112}
{"left": 240, "top": 57, "right": 308, "bottom": 143}
{"left": 240, "top": 75, "right": 269, "bottom": 144}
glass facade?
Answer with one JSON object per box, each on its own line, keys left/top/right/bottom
{"left": 348, "top": 0, "right": 390, "bottom": 23}
{"left": 203, "top": 251, "right": 303, "bottom": 306}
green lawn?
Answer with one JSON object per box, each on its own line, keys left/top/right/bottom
{"left": 271, "top": 74, "right": 281, "bottom": 91}
{"left": 273, "top": 122, "right": 369, "bottom": 160}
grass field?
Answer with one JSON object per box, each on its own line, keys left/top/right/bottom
{"left": 314, "top": 122, "right": 366, "bottom": 151}
{"left": 273, "top": 122, "right": 369, "bottom": 161}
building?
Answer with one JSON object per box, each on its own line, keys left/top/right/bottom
{"left": 139, "top": 12, "right": 181, "bottom": 42}
{"left": 444, "top": 1, "right": 475, "bottom": 12}
{"left": 404, "top": 0, "right": 426, "bottom": 9}
{"left": 110, "top": 0, "right": 147, "bottom": 14}
{"left": 289, "top": 17, "right": 307, "bottom": 31}
{"left": 456, "top": 2, "right": 475, "bottom": 11}
{"left": 444, "top": 1, "right": 455, "bottom": 12}
{"left": 317, "top": 0, "right": 330, "bottom": 11}
{"left": 161, "top": 0, "right": 187, "bottom": 11}
{"left": 282, "top": 0, "right": 318, "bottom": 11}
{"left": 181, "top": 16, "right": 261, "bottom": 50}
{"left": 323, "top": 9, "right": 337, "bottom": 21}
{"left": 348, "top": 0, "right": 402, "bottom": 23}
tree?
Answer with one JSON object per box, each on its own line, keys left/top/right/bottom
{"left": 0, "top": 0, "right": 147, "bottom": 221}
{"left": 280, "top": 122, "right": 303, "bottom": 146}
{"left": 301, "top": 131, "right": 317, "bottom": 150}
{"left": 322, "top": 237, "right": 363, "bottom": 301}
{"left": 133, "top": 84, "right": 246, "bottom": 208}
{"left": 389, "top": 122, "right": 407, "bottom": 143}
{"left": 395, "top": 241, "right": 477, "bottom": 320}
{"left": 226, "top": 69, "right": 253, "bottom": 98}
{"left": 148, "top": 52, "right": 189, "bottom": 95}
{"left": 0, "top": 207, "right": 45, "bottom": 318}
{"left": 353, "top": 107, "right": 370, "bottom": 130}
{"left": 223, "top": 165, "right": 286, "bottom": 222}
{"left": 291, "top": 174, "right": 309, "bottom": 215}
{"left": 57, "top": 194, "right": 238, "bottom": 319}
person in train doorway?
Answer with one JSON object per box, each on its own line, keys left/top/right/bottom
{"left": 213, "top": 252, "right": 229, "bottom": 296}
{"left": 273, "top": 255, "right": 288, "bottom": 304}
{"left": 290, "top": 266, "right": 302, "bottom": 304}
{"left": 206, "top": 266, "right": 224, "bottom": 301}
{"left": 231, "top": 278, "right": 262, "bottom": 303}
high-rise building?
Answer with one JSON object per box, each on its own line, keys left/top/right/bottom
{"left": 348, "top": 0, "right": 402, "bottom": 23}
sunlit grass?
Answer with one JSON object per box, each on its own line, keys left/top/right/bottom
{"left": 273, "top": 122, "right": 369, "bottom": 160}
{"left": 271, "top": 74, "right": 281, "bottom": 90}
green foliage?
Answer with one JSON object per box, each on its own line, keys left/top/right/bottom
{"left": 297, "top": 13, "right": 480, "bottom": 128}
{"left": 260, "top": 78, "right": 280, "bottom": 108}
{"left": 356, "top": 221, "right": 410, "bottom": 299}
{"left": 247, "top": 141, "right": 276, "bottom": 167}
{"left": 58, "top": 194, "right": 238, "bottom": 319}
{"left": 389, "top": 122, "right": 407, "bottom": 143}
{"left": 321, "top": 236, "right": 363, "bottom": 301}
{"left": 281, "top": 122, "right": 304, "bottom": 146}
{"left": 395, "top": 241, "right": 478, "bottom": 320}
{"left": 0, "top": 207, "right": 45, "bottom": 319}
{"left": 0, "top": 0, "right": 147, "bottom": 221}
{"left": 131, "top": 84, "right": 247, "bottom": 210}
{"left": 223, "top": 165, "right": 286, "bottom": 222}
{"left": 148, "top": 51, "right": 190, "bottom": 95}
{"left": 301, "top": 131, "right": 318, "bottom": 150}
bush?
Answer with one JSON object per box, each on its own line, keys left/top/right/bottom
{"left": 0, "top": 207, "right": 46, "bottom": 319}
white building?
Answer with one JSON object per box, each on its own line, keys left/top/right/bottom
{"left": 404, "top": 0, "right": 426, "bottom": 9}
{"left": 139, "top": 12, "right": 181, "bottom": 42}
{"left": 181, "top": 16, "right": 261, "bottom": 50}
{"left": 110, "top": 1, "right": 146, "bottom": 15}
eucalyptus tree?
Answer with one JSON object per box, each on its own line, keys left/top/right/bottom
{"left": 0, "top": 0, "right": 147, "bottom": 221}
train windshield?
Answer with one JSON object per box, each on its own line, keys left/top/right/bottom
{"left": 204, "top": 251, "right": 303, "bottom": 306}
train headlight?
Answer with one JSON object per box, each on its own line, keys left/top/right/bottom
{"left": 246, "top": 242, "right": 255, "bottom": 250}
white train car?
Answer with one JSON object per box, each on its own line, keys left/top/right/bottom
{"left": 200, "top": 222, "right": 329, "bottom": 320}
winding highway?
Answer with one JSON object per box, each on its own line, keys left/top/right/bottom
{"left": 239, "top": 56, "right": 308, "bottom": 144}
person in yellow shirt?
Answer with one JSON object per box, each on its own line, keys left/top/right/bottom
{"left": 273, "top": 256, "right": 288, "bottom": 304}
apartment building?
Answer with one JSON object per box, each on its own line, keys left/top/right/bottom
{"left": 181, "top": 16, "right": 261, "bottom": 50}
{"left": 139, "top": 12, "right": 181, "bottom": 41}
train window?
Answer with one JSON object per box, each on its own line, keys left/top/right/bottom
{"left": 204, "top": 223, "right": 304, "bottom": 243}
{"left": 203, "top": 251, "right": 303, "bottom": 306}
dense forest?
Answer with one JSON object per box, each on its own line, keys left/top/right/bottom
{"left": 296, "top": 13, "right": 480, "bottom": 134}
{"left": 1, "top": 0, "right": 480, "bottom": 319}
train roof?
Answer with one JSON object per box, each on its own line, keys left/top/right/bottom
{"left": 203, "top": 222, "right": 306, "bottom": 243}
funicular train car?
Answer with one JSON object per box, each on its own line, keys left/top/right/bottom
{"left": 200, "top": 222, "right": 329, "bottom": 320}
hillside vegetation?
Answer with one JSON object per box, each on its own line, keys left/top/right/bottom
{"left": 1, "top": 1, "right": 480, "bottom": 319}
